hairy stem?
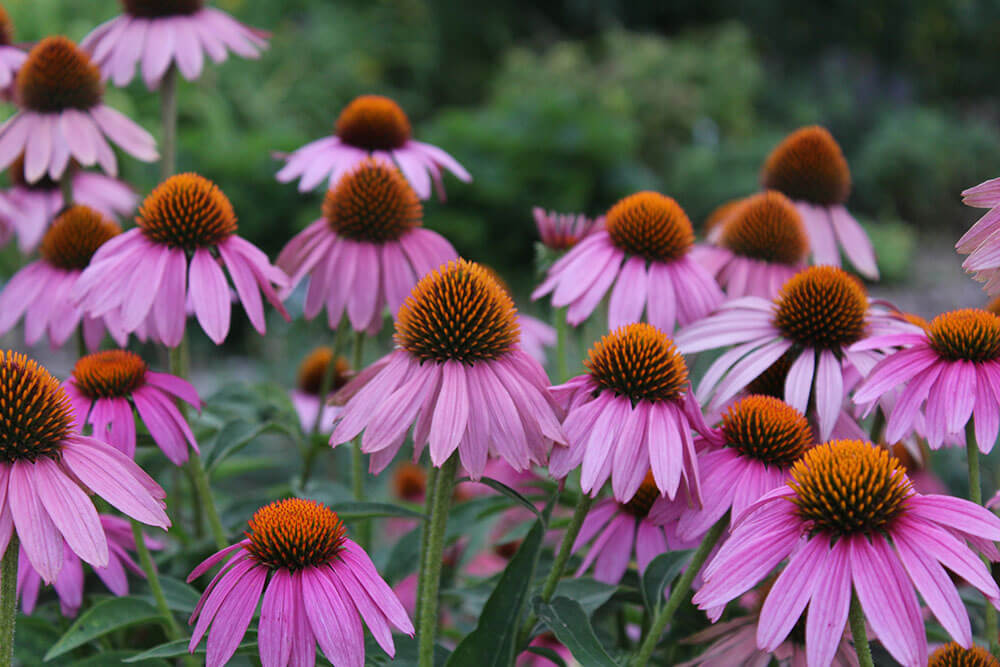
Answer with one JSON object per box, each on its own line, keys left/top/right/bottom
{"left": 966, "top": 422, "right": 999, "bottom": 656}
{"left": 130, "top": 519, "right": 182, "bottom": 640}
{"left": 417, "top": 455, "right": 458, "bottom": 667}
{"left": 0, "top": 535, "right": 19, "bottom": 667}
{"left": 848, "top": 592, "right": 874, "bottom": 667}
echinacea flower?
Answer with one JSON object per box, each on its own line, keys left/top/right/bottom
{"left": 74, "top": 173, "right": 290, "bottom": 346}
{"left": 82, "top": 0, "right": 267, "bottom": 90}
{"left": 701, "top": 197, "right": 747, "bottom": 239}
{"left": 675, "top": 265, "right": 918, "bottom": 440}
{"left": 0, "top": 155, "right": 137, "bottom": 253}
{"left": 0, "top": 351, "right": 170, "bottom": 584}
{"left": 187, "top": 498, "right": 413, "bottom": 667}
{"left": 17, "top": 514, "right": 163, "bottom": 617}
{"left": 532, "top": 207, "right": 603, "bottom": 251}
{"left": 0, "top": 6, "right": 25, "bottom": 98}
{"left": 693, "top": 191, "right": 809, "bottom": 298}
{"left": 693, "top": 439, "right": 1000, "bottom": 667}
{"left": 276, "top": 95, "right": 470, "bottom": 199}
{"left": 277, "top": 158, "right": 456, "bottom": 333}
{"left": 548, "top": 323, "right": 707, "bottom": 503}
{"left": 0, "top": 37, "right": 157, "bottom": 182}
{"left": 761, "top": 126, "right": 878, "bottom": 279}
{"left": 62, "top": 350, "right": 201, "bottom": 464}
{"left": 0, "top": 205, "right": 125, "bottom": 351}
{"left": 956, "top": 176, "right": 1000, "bottom": 295}
{"left": 481, "top": 264, "right": 556, "bottom": 365}
{"left": 532, "top": 191, "right": 723, "bottom": 331}
{"left": 331, "top": 259, "right": 567, "bottom": 478}
{"left": 852, "top": 308, "right": 1000, "bottom": 451}
{"left": 290, "top": 346, "right": 351, "bottom": 433}
{"left": 929, "top": 642, "right": 1000, "bottom": 667}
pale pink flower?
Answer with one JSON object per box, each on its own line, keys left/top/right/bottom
{"left": 956, "top": 176, "right": 1000, "bottom": 293}
{"left": 0, "top": 7, "right": 25, "bottom": 99}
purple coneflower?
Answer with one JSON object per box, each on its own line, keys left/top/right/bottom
{"left": 532, "top": 207, "right": 603, "bottom": 251}
{"left": 532, "top": 191, "right": 723, "bottom": 332}
{"left": 928, "top": 643, "right": 1000, "bottom": 667}
{"left": 188, "top": 498, "right": 413, "bottom": 667}
{"left": 277, "top": 158, "right": 456, "bottom": 333}
{"left": 0, "top": 37, "right": 157, "bottom": 182}
{"left": 276, "top": 95, "right": 470, "bottom": 199}
{"left": 693, "top": 439, "right": 1000, "bottom": 667}
{"left": 0, "top": 7, "right": 25, "bottom": 99}
{"left": 290, "top": 347, "right": 351, "bottom": 433}
{"left": 957, "top": 176, "right": 1000, "bottom": 294}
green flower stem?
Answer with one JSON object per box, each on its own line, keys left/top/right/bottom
{"left": 159, "top": 66, "right": 177, "bottom": 180}
{"left": 633, "top": 515, "right": 727, "bottom": 666}
{"left": 554, "top": 307, "right": 569, "bottom": 384}
{"left": 417, "top": 455, "right": 458, "bottom": 667}
{"left": 349, "top": 331, "right": 370, "bottom": 549}
{"left": 60, "top": 168, "right": 74, "bottom": 207}
{"left": 0, "top": 535, "right": 19, "bottom": 667}
{"left": 848, "top": 592, "right": 874, "bottom": 667}
{"left": 966, "top": 422, "right": 1000, "bottom": 656}
{"left": 414, "top": 466, "right": 439, "bottom": 618}
{"left": 130, "top": 519, "right": 181, "bottom": 640}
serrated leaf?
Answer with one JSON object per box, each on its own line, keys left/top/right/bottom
{"left": 533, "top": 596, "right": 618, "bottom": 667}
{"left": 641, "top": 550, "right": 692, "bottom": 612}
{"left": 45, "top": 596, "right": 161, "bottom": 660}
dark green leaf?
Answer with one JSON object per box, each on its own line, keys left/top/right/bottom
{"left": 205, "top": 419, "right": 276, "bottom": 470}
{"left": 641, "top": 551, "right": 692, "bottom": 612}
{"left": 534, "top": 597, "right": 618, "bottom": 667}
{"left": 327, "top": 501, "right": 425, "bottom": 521}
{"left": 524, "top": 646, "right": 568, "bottom": 667}
{"left": 124, "top": 633, "right": 258, "bottom": 661}
{"left": 157, "top": 576, "right": 202, "bottom": 613}
{"left": 70, "top": 651, "right": 169, "bottom": 666}
{"left": 364, "top": 632, "right": 450, "bottom": 666}
{"left": 457, "top": 476, "right": 543, "bottom": 521}
{"left": 45, "top": 596, "right": 161, "bottom": 660}
{"left": 551, "top": 578, "right": 618, "bottom": 617}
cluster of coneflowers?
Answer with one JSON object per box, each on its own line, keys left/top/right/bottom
{"left": 2, "top": 5, "right": 1000, "bottom": 667}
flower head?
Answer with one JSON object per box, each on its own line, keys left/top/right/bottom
{"left": 929, "top": 643, "right": 1000, "bottom": 667}
{"left": 957, "top": 175, "right": 1000, "bottom": 294}
{"left": 0, "top": 7, "right": 25, "bottom": 98}
{"left": 532, "top": 207, "right": 603, "bottom": 251}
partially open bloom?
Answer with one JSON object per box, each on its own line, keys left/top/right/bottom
{"left": 0, "top": 351, "right": 170, "bottom": 584}
{"left": 549, "top": 323, "right": 706, "bottom": 503}
{"left": 957, "top": 176, "right": 1000, "bottom": 294}
{"left": 277, "top": 159, "right": 456, "bottom": 333}
{"left": 290, "top": 347, "right": 351, "bottom": 433}
{"left": 0, "top": 37, "right": 157, "bottom": 182}
{"left": 276, "top": 95, "right": 470, "bottom": 199}
{"left": 17, "top": 514, "right": 163, "bottom": 617}
{"left": 188, "top": 498, "right": 413, "bottom": 667}
{"left": 82, "top": 0, "right": 268, "bottom": 90}
{"left": 74, "top": 173, "right": 290, "bottom": 346}
{"left": 852, "top": 308, "right": 1000, "bottom": 451}
{"left": 676, "top": 265, "right": 918, "bottom": 440}
{"left": 761, "top": 126, "right": 877, "bottom": 279}
{"left": 694, "top": 440, "right": 1000, "bottom": 667}
{"left": 331, "top": 259, "right": 567, "bottom": 478}
{"left": 929, "top": 643, "right": 1000, "bottom": 667}
{"left": 533, "top": 207, "right": 603, "bottom": 251}
{"left": 693, "top": 191, "right": 809, "bottom": 298}
{"left": 532, "top": 191, "right": 723, "bottom": 331}
{"left": 0, "top": 205, "right": 125, "bottom": 351}
{"left": 0, "top": 7, "right": 25, "bottom": 98}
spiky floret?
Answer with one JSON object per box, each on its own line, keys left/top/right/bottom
{"left": 586, "top": 323, "right": 689, "bottom": 403}
{"left": 927, "top": 309, "right": 1000, "bottom": 363}
{"left": 605, "top": 191, "right": 694, "bottom": 263}
{"left": 392, "top": 462, "right": 427, "bottom": 502}
{"left": 745, "top": 351, "right": 795, "bottom": 399}
{"left": 39, "top": 205, "right": 121, "bottom": 271}
{"left": 773, "top": 266, "right": 867, "bottom": 349}
{"left": 72, "top": 350, "right": 148, "bottom": 399}
{"left": 120, "top": 0, "right": 204, "bottom": 18}
{"left": 720, "top": 395, "right": 812, "bottom": 467}
{"left": 137, "top": 173, "right": 237, "bottom": 249}
{"left": 335, "top": 95, "right": 412, "bottom": 151}
{"left": 17, "top": 36, "right": 102, "bottom": 112}
{"left": 928, "top": 643, "right": 1000, "bottom": 667}
{"left": 395, "top": 259, "right": 520, "bottom": 365}
{"left": 761, "top": 126, "right": 851, "bottom": 206}
{"left": 0, "top": 6, "right": 14, "bottom": 46}
{"left": 245, "top": 498, "right": 348, "bottom": 571}
{"left": 0, "top": 351, "right": 75, "bottom": 463}
{"left": 719, "top": 191, "right": 808, "bottom": 265}
{"left": 788, "top": 439, "right": 911, "bottom": 536}
{"left": 621, "top": 471, "right": 658, "bottom": 517}
{"left": 702, "top": 198, "right": 745, "bottom": 235}
{"left": 322, "top": 159, "right": 422, "bottom": 243}
{"left": 297, "top": 347, "right": 351, "bottom": 395}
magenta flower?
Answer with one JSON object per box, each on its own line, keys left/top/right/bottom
{"left": 957, "top": 176, "right": 1000, "bottom": 294}
{"left": 761, "top": 126, "right": 878, "bottom": 279}
{"left": 331, "top": 259, "right": 567, "bottom": 478}
{"left": 532, "top": 207, "right": 604, "bottom": 251}
{"left": 0, "top": 351, "right": 170, "bottom": 584}
{"left": 187, "top": 498, "right": 413, "bottom": 667}
{"left": 675, "top": 265, "right": 919, "bottom": 440}
{"left": 73, "top": 173, "right": 290, "bottom": 346}
{"left": 17, "top": 515, "right": 163, "bottom": 617}
{"left": 0, "top": 205, "right": 127, "bottom": 352}
{"left": 0, "top": 8, "right": 25, "bottom": 99}
{"left": 532, "top": 191, "right": 723, "bottom": 332}
{"left": 276, "top": 95, "right": 470, "bottom": 199}
{"left": 289, "top": 347, "right": 351, "bottom": 433}
{"left": 277, "top": 158, "right": 456, "bottom": 333}
{"left": 82, "top": 0, "right": 267, "bottom": 90}
{"left": 548, "top": 323, "right": 708, "bottom": 503}
{"left": 693, "top": 439, "right": 1000, "bottom": 667}
{"left": 0, "top": 37, "right": 157, "bottom": 182}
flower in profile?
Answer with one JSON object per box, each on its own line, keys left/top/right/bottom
{"left": 187, "top": 498, "right": 413, "bottom": 667}
{"left": 929, "top": 643, "right": 1000, "bottom": 667}
{"left": 676, "top": 265, "right": 918, "bottom": 440}
{"left": 17, "top": 515, "right": 163, "bottom": 617}
{"left": 0, "top": 6, "right": 26, "bottom": 98}
{"left": 694, "top": 439, "right": 1000, "bottom": 667}
{"left": 532, "top": 191, "right": 723, "bottom": 331}
{"left": 74, "top": 173, "right": 290, "bottom": 346}
{"left": 761, "top": 126, "right": 878, "bottom": 279}
{"left": 852, "top": 308, "right": 1000, "bottom": 451}
{"left": 277, "top": 158, "right": 456, "bottom": 333}
{"left": 82, "top": 0, "right": 267, "bottom": 90}
{"left": 331, "top": 259, "right": 566, "bottom": 478}
{"left": 532, "top": 207, "right": 604, "bottom": 251}
{"left": 0, "top": 154, "right": 137, "bottom": 253}
{"left": 290, "top": 347, "right": 351, "bottom": 433}
{"left": 0, "top": 37, "right": 157, "bottom": 182}
{"left": 276, "top": 95, "right": 471, "bottom": 199}
{"left": 0, "top": 351, "right": 170, "bottom": 583}
{"left": 693, "top": 191, "right": 810, "bottom": 298}
{"left": 957, "top": 176, "right": 1000, "bottom": 294}
{"left": 548, "top": 323, "right": 706, "bottom": 503}
{"left": 0, "top": 205, "right": 126, "bottom": 351}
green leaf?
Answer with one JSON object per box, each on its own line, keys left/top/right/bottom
{"left": 533, "top": 596, "right": 618, "bottom": 667}
{"left": 326, "top": 501, "right": 425, "bottom": 521}
{"left": 524, "top": 646, "right": 568, "bottom": 667}
{"left": 70, "top": 651, "right": 169, "bottom": 666}
{"left": 205, "top": 419, "right": 276, "bottom": 471}
{"left": 457, "top": 476, "right": 543, "bottom": 521}
{"left": 124, "top": 633, "right": 258, "bottom": 662}
{"left": 158, "top": 576, "right": 202, "bottom": 613}
{"left": 364, "top": 632, "right": 450, "bottom": 666}
{"left": 551, "top": 578, "right": 618, "bottom": 617}
{"left": 641, "top": 550, "right": 692, "bottom": 612}
{"left": 45, "top": 596, "right": 161, "bottom": 660}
